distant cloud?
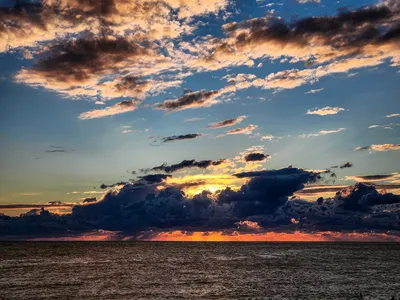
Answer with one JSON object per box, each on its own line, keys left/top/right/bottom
{"left": 207, "top": 115, "right": 247, "bottom": 129}
{"left": 305, "top": 88, "right": 324, "bottom": 94}
{"left": 243, "top": 153, "right": 270, "bottom": 162}
{"left": 184, "top": 117, "right": 205, "bottom": 122}
{"left": 151, "top": 159, "right": 226, "bottom": 173}
{"left": 296, "top": 0, "right": 320, "bottom": 3}
{"left": 345, "top": 174, "right": 398, "bottom": 183}
{"left": 355, "top": 144, "right": 400, "bottom": 152}
{"left": 226, "top": 124, "right": 258, "bottom": 136}
{"left": 154, "top": 90, "right": 221, "bottom": 113}
{"left": 387, "top": 113, "right": 400, "bottom": 118}
{"left": 259, "top": 135, "right": 277, "bottom": 141}
{"left": 45, "top": 146, "right": 74, "bottom": 153}
{"left": 340, "top": 162, "right": 353, "bottom": 169}
{"left": 300, "top": 128, "right": 345, "bottom": 138}
{"left": 306, "top": 107, "right": 345, "bottom": 116}
{"left": 161, "top": 133, "right": 203, "bottom": 143}
{"left": 368, "top": 123, "right": 399, "bottom": 130}
{"left": 79, "top": 101, "right": 138, "bottom": 120}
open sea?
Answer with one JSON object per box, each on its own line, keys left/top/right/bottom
{"left": 0, "top": 242, "right": 399, "bottom": 300}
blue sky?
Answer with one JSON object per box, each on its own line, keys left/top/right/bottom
{"left": 0, "top": 0, "right": 399, "bottom": 210}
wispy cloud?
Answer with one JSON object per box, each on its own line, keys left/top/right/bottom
{"left": 79, "top": 101, "right": 138, "bottom": 120}
{"left": 305, "top": 88, "right": 324, "bottom": 94}
{"left": 355, "top": 144, "right": 400, "bottom": 152}
{"left": 207, "top": 115, "right": 247, "bottom": 129}
{"left": 184, "top": 117, "right": 205, "bottom": 122}
{"left": 300, "top": 128, "right": 345, "bottom": 138}
{"left": 161, "top": 133, "right": 204, "bottom": 143}
{"left": 387, "top": 113, "right": 400, "bottom": 118}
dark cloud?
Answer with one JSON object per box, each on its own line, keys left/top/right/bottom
{"left": 139, "top": 174, "right": 171, "bottom": 184}
{"left": 207, "top": 115, "right": 247, "bottom": 129}
{"left": 233, "top": 167, "right": 321, "bottom": 180}
{"left": 340, "top": 162, "right": 353, "bottom": 169}
{"left": 161, "top": 133, "right": 203, "bottom": 143}
{"left": 154, "top": 90, "right": 220, "bottom": 113}
{"left": 16, "top": 36, "right": 153, "bottom": 90}
{"left": 151, "top": 159, "right": 225, "bottom": 173}
{"left": 82, "top": 198, "right": 97, "bottom": 204}
{"left": 244, "top": 153, "right": 270, "bottom": 162}
{"left": 219, "top": 3, "right": 400, "bottom": 63}
{"left": 45, "top": 146, "right": 74, "bottom": 153}
{"left": 334, "top": 183, "right": 400, "bottom": 212}
{"left": 355, "top": 174, "right": 395, "bottom": 181}
{"left": 2, "top": 168, "right": 400, "bottom": 238}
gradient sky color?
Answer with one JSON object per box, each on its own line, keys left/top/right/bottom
{"left": 0, "top": 0, "right": 399, "bottom": 240}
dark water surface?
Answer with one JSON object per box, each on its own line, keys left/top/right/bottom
{"left": 0, "top": 242, "right": 399, "bottom": 299}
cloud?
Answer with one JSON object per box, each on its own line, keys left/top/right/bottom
{"left": 224, "top": 124, "right": 258, "bottom": 136}
{"left": 190, "top": 1, "right": 400, "bottom": 93}
{"left": 306, "top": 107, "right": 345, "bottom": 116}
{"left": 79, "top": 100, "right": 139, "bottom": 120}
{"left": 368, "top": 123, "right": 400, "bottom": 130}
{"left": 305, "top": 88, "right": 324, "bottom": 94}
{"left": 333, "top": 183, "right": 400, "bottom": 212}
{"left": 82, "top": 198, "right": 97, "bottom": 204}
{"left": 154, "top": 90, "right": 221, "bottom": 113}
{"left": 151, "top": 159, "right": 226, "bottom": 173}
{"left": 345, "top": 174, "right": 400, "bottom": 183}
{"left": 355, "top": 144, "right": 400, "bottom": 152}
{"left": 300, "top": 128, "right": 345, "bottom": 138}
{"left": 44, "top": 146, "right": 74, "bottom": 153}
{"left": 161, "top": 133, "right": 203, "bottom": 143}
{"left": 184, "top": 117, "right": 205, "bottom": 122}
{"left": 243, "top": 153, "right": 270, "bottom": 162}
{"left": 387, "top": 113, "right": 400, "bottom": 118}
{"left": 207, "top": 115, "right": 247, "bottom": 129}
{"left": 296, "top": 0, "right": 321, "bottom": 3}
{"left": 15, "top": 37, "right": 157, "bottom": 97}
{"left": 2, "top": 167, "right": 400, "bottom": 239}
{"left": 340, "top": 162, "right": 353, "bottom": 169}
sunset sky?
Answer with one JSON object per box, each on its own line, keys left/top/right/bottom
{"left": 0, "top": 0, "right": 399, "bottom": 240}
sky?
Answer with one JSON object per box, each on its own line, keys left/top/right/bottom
{"left": 0, "top": 0, "right": 399, "bottom": 241}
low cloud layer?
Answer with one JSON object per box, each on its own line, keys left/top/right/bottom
{"left": 1, "top": 167, "right": 399, "bottom": 239}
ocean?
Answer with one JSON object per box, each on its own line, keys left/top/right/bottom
{"left": 0, "top": 242, "right": 399, "bottom": 299}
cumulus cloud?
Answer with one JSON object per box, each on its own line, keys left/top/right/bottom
{"left": 2, "top": 167, "right": 400, "bottom": 238}
{"left": 300, "top": 128, "right": 345, "bottom": 138}
{"left": 190, "top": 1, "right": 400, "bottom": 93}
{"left": 151, "top": 159, "right": 226, "bottom": 173}
{"left": 207, "top": 115, "right": 247, "bottom": 129}
{"left": 306, "top": 106, "right": 345, "bottom": 116}
{"left": 355, "top": 144, "right": 400, "bottom": 152}
{"left": 79, "top": 100, "right": 139, "bottom": 120}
